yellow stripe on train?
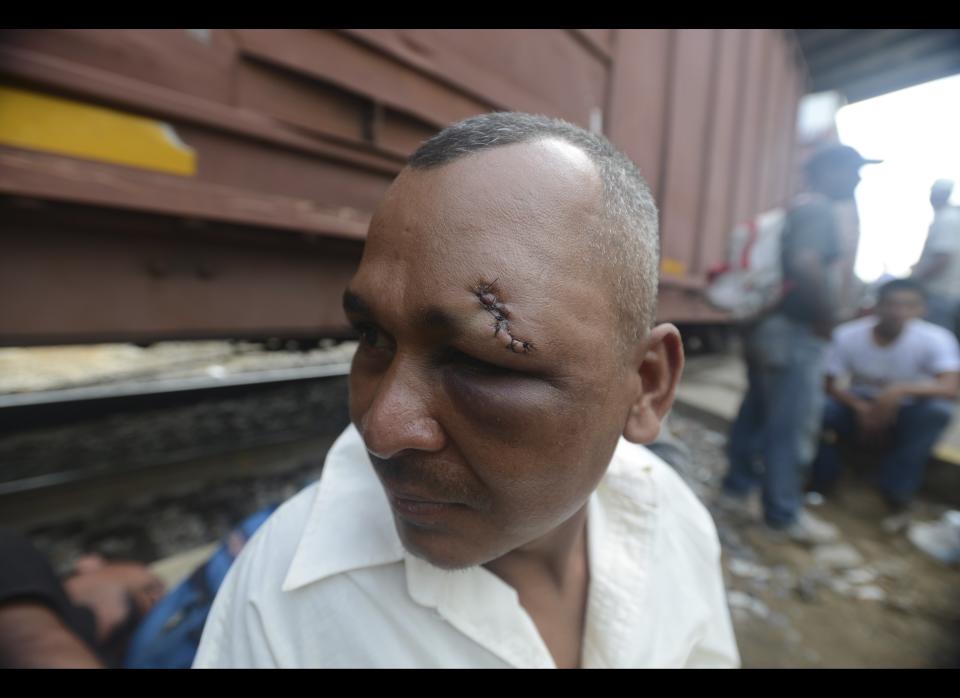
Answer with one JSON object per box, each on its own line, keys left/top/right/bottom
{"left": 0, "top": 84, "right": 196, "bottom": 176}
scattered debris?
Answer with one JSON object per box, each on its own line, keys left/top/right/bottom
{"left": 853, "top": 585, "right": 887, "bottom": 602}
{"left": 843, "top": 568, "right": 879, "bottom": 586}
{"left": 795, "top": 575, "right": 822, "bottom": 603}
{"left": 728, "top": 557, "right": 772, "bottom": 583}
{"left": 830, "top": 578, "right": 854, "bottom": 596}
{"left": 885, "top": 596, "right": 915, "bottom": 615}
{"left": 872, "top": 557, "right": 911, "bottom": 581}
{"left": 668, "top": 409, "right": 960, "bottom": 666}
{"left": 813, "top": 542, "right": 865, "bottom": 571}
{"left": 727, "top": 590, "right": 771, "bottom": 620}
{"left": 907, "top": 512, "right": 960, "bottom": 565}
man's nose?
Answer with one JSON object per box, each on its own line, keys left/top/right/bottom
{"left": 358, "top": 359, "right": 445, "bottom": 460}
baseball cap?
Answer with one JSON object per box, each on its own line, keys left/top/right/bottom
{"left": 804, "top": 144, "right": 883, "bottom": 173}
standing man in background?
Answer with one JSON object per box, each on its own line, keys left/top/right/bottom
{"left": 721, "top": 144, "right": 880, "bottom": 544}
{"left": 913, "top": 179, "right": 960, "bottom": 336}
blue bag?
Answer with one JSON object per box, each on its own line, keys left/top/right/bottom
{"left": 122, "top": 504, "right": 278, "bottom": 669}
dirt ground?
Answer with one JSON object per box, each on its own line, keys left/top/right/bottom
{"left": 669, "top": 414, "right": 960, "bottom": 668}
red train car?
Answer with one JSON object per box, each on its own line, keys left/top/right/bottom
{"left": 0, "top": 29, "right": 807, "bottom": 346}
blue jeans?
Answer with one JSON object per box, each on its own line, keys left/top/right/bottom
{"left": 809, "top": 396, "right": 954, "bottom": 506}
{"left": 723, "top": 313, "right": 827, "bottom": 528}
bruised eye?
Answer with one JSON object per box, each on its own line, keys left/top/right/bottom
{"left": 439, "top": 347, "right": 514, "bottom": 376}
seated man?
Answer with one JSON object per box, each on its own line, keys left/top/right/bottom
{"left": 194, "top": 112, "right": 739, "bottom": 669}
{"left": 808, "top": 279, "right": 960, "bottom": 515}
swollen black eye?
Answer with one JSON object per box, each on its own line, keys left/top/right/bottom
{"left": 441, "top": 348, "right": 512, "bottom": 376}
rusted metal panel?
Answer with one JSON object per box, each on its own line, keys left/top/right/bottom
{"left": 0, "top": 28, "right": 809, "bottom": 343}
{"left": 422, "top": 29, "right": 608, "bottom": 125}
{"left": 752, "top": 37, "right": 777, "bottom": 212}
{"left": 766, "top": 42, "right": 790, "bottom": 207}
{"left": 376, "top": 108, "right": 439, "bottom": 158}
{"left": 0, "top": 29, "right": 239, "bottom": 106}
{"left": 756, "top": 36, "right": 789, "bottom": 211}
{"left": 0, "top": 200, "right": 362, "bottom": 346}
{"left": 234, "top": 58, "right": 371, "bottom": 145}
{"left": 770, "top": 42, "right": 802, "bottom": 207}
{"left": 574, "top": 29, "right": 614, "bottom": 58}
{"left": 782, "top": 51, "right": 807, "bottom": 201}
{"left": 565, "top": 30, "right": 613, "bottom": 67}
{"left": 0, "top": 149, "right": 371, "bottom": 240}
{"left": 606, "top": 29, "right": 672, "bottom": 200}
{"left": 0, "top": 44, "right": 405, "bottom": 176}
{"left": 232, "top": 29, "right": 490, "bottom": 129}
{"left": 338, "top": 29, "right": 557, "bottom": 117}
{"left": 345, "top": 29, "right": 609, "bottom": 126}
{"left": 694, "top": 29, "right": 746, "bottom": 275}
{"left": 171, "top": 125, "right": 394, "bottom": 213}
{"left": 730, "top": 29, "right": 771, "bottom": 227}
{"left": 658, "top": 29, "right": 718, "bottom": 283}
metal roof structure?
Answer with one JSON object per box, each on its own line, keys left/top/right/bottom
{"left": 792, "top": 29, "right": 960, "bottom": 102}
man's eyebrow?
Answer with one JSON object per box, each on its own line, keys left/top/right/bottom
{"left": 344, "top": 289, "right": 464, "bottom": 333}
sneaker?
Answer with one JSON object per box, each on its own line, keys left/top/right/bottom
{"left": 778, "top": 509, "right": 840, "bottom": 545}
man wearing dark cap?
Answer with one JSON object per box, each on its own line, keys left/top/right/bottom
{"left": 721, "top": 143, "right": 880, "bottom": 544}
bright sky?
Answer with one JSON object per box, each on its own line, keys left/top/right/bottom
{"left": 836, "top": 73, "right": 960, "bottom": 282}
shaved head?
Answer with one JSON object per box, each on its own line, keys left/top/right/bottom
{"left": 408, "top": 112, "right": 660, "bottom": 350}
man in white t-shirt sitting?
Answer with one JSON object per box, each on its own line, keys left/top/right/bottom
{"left": 808, "top": 279, "right": 960, "bottom": 513}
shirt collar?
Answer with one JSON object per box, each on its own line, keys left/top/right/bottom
{"left": 281, "top": 423, "right": 663, "bottom": 668}
{"left": 282, "top": 424, "right": 405, "bottom": 592}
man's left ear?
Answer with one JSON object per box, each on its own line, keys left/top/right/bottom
{"left": 623, "top": 323, "right": 684, "bottom": 444}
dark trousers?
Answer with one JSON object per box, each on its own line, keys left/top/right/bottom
{"left": 809, "top": 396, "right": 954, "bottom": 507}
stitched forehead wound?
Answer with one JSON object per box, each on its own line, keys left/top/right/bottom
{"left": 473, "top": 280, "right": 534, "bottom": 354}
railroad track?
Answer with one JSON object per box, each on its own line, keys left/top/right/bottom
{"left": 0, "top": 364, "right": 352, "bottom": 497}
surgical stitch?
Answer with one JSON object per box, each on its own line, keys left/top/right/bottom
{"left": 474, "top": 280, "right": 534, "bottom": 354}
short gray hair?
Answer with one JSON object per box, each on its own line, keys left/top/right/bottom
{"left": 407, "top": 112, "right": 660, "bottom": 348}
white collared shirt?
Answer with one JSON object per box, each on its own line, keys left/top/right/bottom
{"left": 193, "top": 425, "right": 740, "bottom": 668}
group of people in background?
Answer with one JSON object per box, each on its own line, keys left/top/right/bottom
{"left": 721, "top": 145, "right": 960, "bottom": 543}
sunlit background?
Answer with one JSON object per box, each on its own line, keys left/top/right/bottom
{"left": 837, "top": 74, "right": 960, "bottom": 282}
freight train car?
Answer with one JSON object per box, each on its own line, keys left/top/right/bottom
{"left": 0, "top": 29, "right": 807, "bottom": 346}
